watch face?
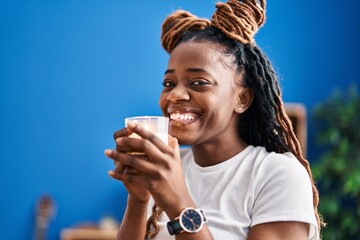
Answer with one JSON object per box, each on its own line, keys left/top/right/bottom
{"left": 180, "top": 208, "right": 203, "bottom": 233}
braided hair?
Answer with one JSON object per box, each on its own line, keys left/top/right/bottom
{"left": 146, "top": 0, "right": 323, "bottom": 238}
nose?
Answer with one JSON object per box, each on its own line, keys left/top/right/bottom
{"left": 166, "top": 85, "right": 190, "bottom": 103}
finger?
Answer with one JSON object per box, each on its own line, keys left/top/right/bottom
{"left": 104, "top": 149, "right": 114, "bottom": 159}
{"left": 114, "top": 170, "right": 148, "bottom": 186}
{"left": 108, "top": 170, "right": 117, "bottom": 179}
{"left": 105, "top": 149, "right": 150, "bottom": 174}
{"left": 115, "top": 137, "right": 146, "bottom": 154}
{"left": 118, "top": 152, "right": 157, "bottom": 174}
{"left": 113, "top": 127, "right": 133, "bottom": 140}
{"left": 168, "top": 135, "right": 179, "bottom": 151}
{"left": 108, "top": 164, "right": 129, "bottom": 181}
{"left": 104, "top": 149, "right": 122, "bottom": 162}
{"left": 126, "top": 122, "right": 169, "bottom": 152}
{"left": 114, "top": 161, "right": 125, "bottom": 174}
{"left": 108, "top": 168, "right": 132, "bottom": 181}
{"left": 116, "top": 136, "right": 168, "bottom": 164}
{"left": 116, "top": 133, "right": 181, "bottom": 168}
{"left": 123, "top": 167, "right": 141, "bottom": 175}
{"left": 108, "top": 169, "right": 127, "bottom": 181}
{"left": 104, "top": 149, "right": 126, "bottom": 172}
{"left": 168, "top": 135, "right": 181, "bottom": 159}
{"left": 114, "top": 124, "right": 178, "bottom": 166}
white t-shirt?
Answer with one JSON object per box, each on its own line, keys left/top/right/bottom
{"left": 147, "top": 145, "right": 319, "bottom": 240}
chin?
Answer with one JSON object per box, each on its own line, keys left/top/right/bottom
{"left": 170, "top": 132, "right": 193, "bottom": 146}
{"left": 178, "top": 139, "right": 193, "bottom": 146}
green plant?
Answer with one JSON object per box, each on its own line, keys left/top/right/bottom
{"left": 312, "top": 85, "right": 360, "bottom": 240}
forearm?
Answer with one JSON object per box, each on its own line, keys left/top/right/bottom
{"left": 175, "top": 227, "right": 214, "bottom": 240}
{"left": 116, "top": 195, "right": 148, "bottom": 240}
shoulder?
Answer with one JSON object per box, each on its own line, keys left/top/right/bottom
{"left": 250, "top": 147, "right": 309, "bottom": 183}
{"left": 250, "top": 148, "right": 313, "bottom": 204}
{"left": 249, "top": 148, "right": 318, "bottom": 238}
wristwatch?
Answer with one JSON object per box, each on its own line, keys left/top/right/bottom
{"left": 167, "top": 207, "right": 208, "bottom": 235}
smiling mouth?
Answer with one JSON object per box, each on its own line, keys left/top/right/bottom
{"left": 169, "top": 112, "right": 200, "bottom": 123}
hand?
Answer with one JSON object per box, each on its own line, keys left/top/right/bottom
{"left": 112, "top": 122, "right": 195, "bottom": 217}
{"left": 104, "top": 126, "right": 150, "bottom": 203}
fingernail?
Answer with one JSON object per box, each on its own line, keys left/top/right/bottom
{"left": 104, "top": 149, "right": 112, "bottom": 156}
{"left": 127, "top": 122, "right": 136, "bottom": 128}
{"left": 108, "top": 170, "right": 115, "bottom": 177}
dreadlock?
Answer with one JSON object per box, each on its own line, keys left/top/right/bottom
{"left": 146, "top": 0, "right": 323, "bottom": 238}
{"left": 145, "top": 204, "right": 163, "bottom": 239}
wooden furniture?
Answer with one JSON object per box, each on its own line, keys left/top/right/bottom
{"left": 284, "top": 103, "right": 307, "bottom": 156}
{"left": 61, "top": 228, "right": 117, "bottom": 240}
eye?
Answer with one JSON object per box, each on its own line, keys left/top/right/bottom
{"left": 162, "top": 80, "right": 176, "bottom": 87}
{"left": 191, "top": 79, "right": 209, "bottom": 85}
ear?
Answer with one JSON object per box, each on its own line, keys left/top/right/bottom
{"left": 235, "top": 87, "right": 254, "bottom": 114}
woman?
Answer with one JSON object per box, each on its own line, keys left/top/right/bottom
{"left": 105, "top": 0, "right": 322, "bottom": 239}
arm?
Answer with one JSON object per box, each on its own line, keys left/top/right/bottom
{"left": 248, "top": 221, "right": 309, "bottom": 240}
{"left": 175, "top": 229, "right": 214, "bottom": 240}
{"left": 116, "top": 196, "right": 148, "bottom": 240}
{"left": 113, "top": 123, "right": 215, "bottom": 240}
{"left": 105, "top": 126, "right": 151, "bottom": 240}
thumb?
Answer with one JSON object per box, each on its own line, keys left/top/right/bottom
{"left": 168, "top": 135, "right": 180, "bottom": 155}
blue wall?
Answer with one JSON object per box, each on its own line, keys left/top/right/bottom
{"left": 0, "top": 0, "right": 359, "bottom": 239}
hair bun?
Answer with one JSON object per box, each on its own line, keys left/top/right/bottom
{"left": 161, "top": 10, "right": 211, "bottom": 53}
{"left": 211, "top": 0, "right": 266, "bottom": 44}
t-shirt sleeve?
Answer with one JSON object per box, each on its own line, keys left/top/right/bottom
{"left": 250, "top": 152, "right": 319, "bottom": 240}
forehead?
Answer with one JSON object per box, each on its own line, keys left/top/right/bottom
{"left": 168, "top": 41, "right": 236, "bottom": 71}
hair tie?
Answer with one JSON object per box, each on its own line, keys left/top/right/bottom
{"left": 272, "top": 129, "right": 279, "bottom": 136}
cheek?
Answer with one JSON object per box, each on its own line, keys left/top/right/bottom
{"left": 213, "top": 87, "right": 237, "bottom": 109}
{"left": 209, "top": 90, "right": 237, "bottom": 117}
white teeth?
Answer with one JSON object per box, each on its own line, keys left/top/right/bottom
{"left": 170, "top": 113, "right": 196, "bottom": 122}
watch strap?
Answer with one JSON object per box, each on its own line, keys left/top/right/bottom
{"left": 167, "top": 219, "right": 182, "bottom": 235}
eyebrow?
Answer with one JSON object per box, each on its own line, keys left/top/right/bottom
{"left": 164, "top": 68, "right": 206, "bottom": 75}
{"left": 164, "top": 69, "right": 174, "bottom": 75}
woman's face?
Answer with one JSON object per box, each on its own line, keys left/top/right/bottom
{"left": 159, "top": 41, "right": 244, "bottom": 146}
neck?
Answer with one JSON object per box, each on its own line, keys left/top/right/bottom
{"left": 191, "top": 137, "right": 248, "bottom": 167}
